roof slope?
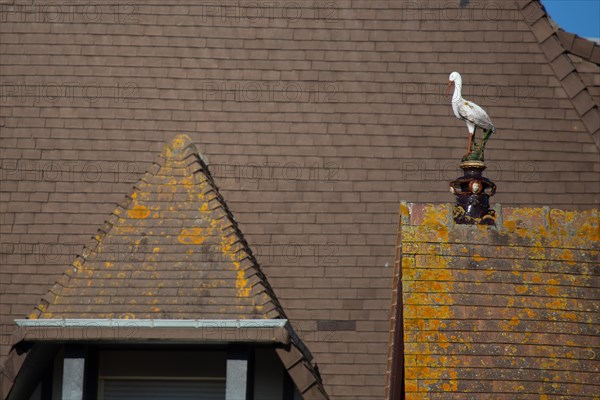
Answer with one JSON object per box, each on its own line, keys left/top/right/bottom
{"left": 518, "top": 0, "right": 600, "bottom": 147}
{"left": 388, "top": 203, "right": 599, "bottom": 398}
{"left": 30, "top": 134, "right": 284, "bottom": 320}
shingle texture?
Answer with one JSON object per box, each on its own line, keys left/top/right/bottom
{"left": 390, "top": 203, "right": 599, "bottom": 399}
{"left": 2, "top": 135, "right": 328, "bottom": 400}
{"left": 1, "top": 0, "right": 600, "bottom": 398}
{"left": 29, "top": 134, "right": 284, "bottom": 320}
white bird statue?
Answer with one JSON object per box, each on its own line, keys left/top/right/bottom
{"left": 446, "top": 71, "right": 495, "bottom": 160}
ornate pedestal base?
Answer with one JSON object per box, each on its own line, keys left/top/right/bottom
{"left": 450, "top": 161, "right": 496, "bottom": 225}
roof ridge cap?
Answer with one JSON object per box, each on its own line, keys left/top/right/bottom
{"left": 555, "top": 29, "right": 600, "bottom": 65}
{"left": 162, "top": 133, "right": 211, "bottom": 164}
{"left": 188, "top": 150, "right": 289, "bottom": 319}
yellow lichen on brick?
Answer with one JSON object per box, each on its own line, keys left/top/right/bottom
{"left": 398, "top": 204, "right": 599, "bottom": 398}
{"left": 422, "top": 204, "right": 450, "bottom": 242}
{"left": 402, "top": 205, "right": 461, "bottom": 397}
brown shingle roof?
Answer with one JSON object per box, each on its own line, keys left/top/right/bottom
{"left": 3, "top": 134, "right": 328, "bottom": 399}
{"left": 30, "top": 134, "right": 285, "bottom": 320}
{"left": 555, "top": 29, "right": 600, "bottom": 65}
{"left": 388, "top": 203, "right": 599, "bottom": 398}
{"left": 518, "top": 0, "right": 600, "bottom": 146}
{"left": 1, "top": 0, "right": 600, "bottom": 398}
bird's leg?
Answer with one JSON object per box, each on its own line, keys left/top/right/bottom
{"left": 466, "top": 134, "right": 473, "bottom": 156}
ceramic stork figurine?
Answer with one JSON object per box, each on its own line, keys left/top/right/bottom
{"left": 446, "top": 71, "right": 495, "bottom": 161}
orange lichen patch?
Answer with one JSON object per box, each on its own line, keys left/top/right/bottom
{"left": 405, "top": 380, "right": 419, "bottom": 393}
{"left": 113, "top": 227, "right": 136, "bottom": 236}
{"left": 219, "top": 232, "right": 251, "bottom": 298}
{"left": 438, "top": 333, "right": 450, "bottom": 349}
{"left": 128, "top": 204, "right": 150, "bottom": 219}
{"left": 400, "top": 203, "right": 410, "bottom": 218}
{"left": 177, "top": 227, "right": 207, "bottom": 245}
{"left": 515, "top": 286, "right": 528, "bottom": 294}
{"left": 397, "top": 204, "right": 600, "bottom": 398}
{"left": 402, "top": 207, "right": 460, "bottom": 397}
{"left": 421, "top": 204, "right": 450, "bottom": 242}
{"left": 558, "top": 249, "right": 576, "bottom": 264}
{"left": 576, "top": 216, "right": 599, "bottom": 242}
{"left": 545, "top": 285, "right": 559, "bottom": 297}
{"left": 472, "top": 253, "right": 486, "bottom": 262}
{"left": 546, "top": 298, "right": 567, "bottom": 310}
{"left": 236, "top": 269, "right": 250, "bottom": 297}
{"left": 504, "top": 219, "right": 517, "bottom": 230}
{"left": 72, "top": 259, "right": 83, "bottom": 269}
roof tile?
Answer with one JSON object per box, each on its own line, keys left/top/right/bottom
{"left": 521, "top": 1, "right": 545, "bottom": 25}
{"left": 572, "top": 91, "right": 596, "bottom": 115}
{"left": 539, "top": 36, "right": 564, "bottom": 61}
{"left": 531, "top": 18, "right": 554, "bottom": 43}
{"left": 549, "top": 54, "right": 576, "bottom": 80}
{"left": 390, "top": 203, "right": 600, "bottom": 398}
{"left": 571, "top": 37, "right": 595, "bottom": 59}
{"left": 581, "top": 108, "right": 600, "bottom": 135}
{"left": 556, "top": 30, "right": 576, "bottom": 50}
{"left": 561, "top": 72, "right": 586, "bottom": 98}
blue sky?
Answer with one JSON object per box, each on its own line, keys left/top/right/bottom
{"left": 541, "top": 0, "right": 600, "bottom": 39}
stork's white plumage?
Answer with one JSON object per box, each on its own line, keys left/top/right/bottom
{"left": 446, "top": 71, "right": 495, "bottom": 156}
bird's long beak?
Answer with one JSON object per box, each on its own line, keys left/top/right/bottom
{"left": 445, "top": 81, "right": 453, "bottom": 96}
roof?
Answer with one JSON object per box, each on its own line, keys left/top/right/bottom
{"left": 1, "top": 0, "right": 599, "bottom": 398}
{"left": 29, "top": 134, "right": 284, "bottom": 320}
{"left": 388, "top": 202, "right": 599, "bottom": 398}
{"left": 519, "top": 0, "right": 600, "bottom": 147}
{"left": 0, "top": 135, "right": 328, "bottom": 399}
{"left": 554, "top": 28, "right": 600, "bottom": 109}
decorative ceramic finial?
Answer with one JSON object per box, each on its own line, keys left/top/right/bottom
{"left": 447, "top": 72, "right": 497, "bottom": 225}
